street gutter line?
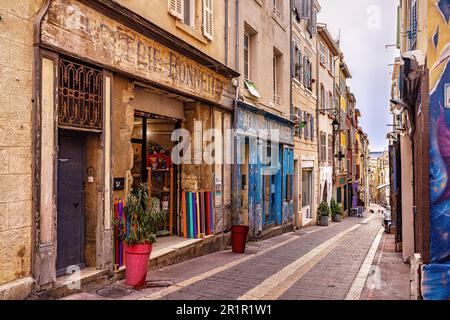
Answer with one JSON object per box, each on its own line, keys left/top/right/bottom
{"left": 345, "top": 225, "right": 384, "bottom": 300}
{"left": 237, "top": 223, "right": 363, "bottom": 300}
{"left": 141, "top": 214, "right": 375, "bottom": 300}
{"left": 140, "top": 234, "right": 301, "bottom": 300}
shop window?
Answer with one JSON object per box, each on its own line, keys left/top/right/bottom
{"left": 213, "top": 110, "right": 232, "bottom": 207}
{"left": 131, "top": 112, "right": 179, "bottom": 235}
{"left": 302, "top": 169, "right": 313, "bottom": 213}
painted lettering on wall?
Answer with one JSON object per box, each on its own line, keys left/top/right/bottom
{"left": 41, "top": 0, "right": 230, "bottom": 105}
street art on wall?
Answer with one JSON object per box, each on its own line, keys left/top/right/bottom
{"left": 424, "top": 0, "right": 450, "bottom": 300}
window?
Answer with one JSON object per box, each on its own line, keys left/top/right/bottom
{"left": 304, "top": 112, "right": 309, "bottom": 139}
{"left": 303, "top": 54, "right": 312, "bottom": 91}
{"left": 320, "top": 85, "right": 325, "bottom": 110}
{"left": 319, "top": 132, "right": 327, "bottom": 163}
{"left": 328, "top": 134, "right": 333, "bottom": 165}
{"left": 307, "top": 7, "right": 317, "bottom": 37}
{"left": 183, "top": 0, "right": 195, "bottom": 27}
{"left": 297, "top": 108, "right": 302, "bottom": 138}
{"left": 328, "top": 92, "right": 333, "bottom": 114}
{"left": 328, "top": 51, "right": 333, "bottom": 73}
{"left": 409, "top": 0, "right": 418, "bottom": 49}
{"left": 319, "top": 42, "right": 325, "bottom": 65}
{"left": 294, "top": 44, "right": 303, "bottom": 83}
{"left": 273, "top": 49, "right": 282, "bottom": 104}
{"left": 273, "top": 54, "right": 277, "bottom": 97}
{"left": 244, "top": 33, "right": 250, "bottom": 80}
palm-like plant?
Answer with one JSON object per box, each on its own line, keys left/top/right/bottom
{"left": 116, "top": 183, "right": 165, "bottom": 245}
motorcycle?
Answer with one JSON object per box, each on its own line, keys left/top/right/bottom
{"left": 382, "top": 207, "right": 392, "bottom": 233}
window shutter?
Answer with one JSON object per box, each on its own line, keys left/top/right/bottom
{"left": 168, "top": 0, "right": 183, "bottom": 20}
{"left": 303, "top": 0, "right": 312, "bottom": 19}
{"left": 410, "top": 0, "right": 417, "bottom": 48}
{"left": 310, "top": 115, "right": 314, "bottom": 141}
{"left": 291, "top": 42, "right": 295, "bottom": 78}
{"left": 203, "top": 0, "right": 214, "bottom": 41}
{"left": 311, "top": 9, "right": 317, "bottom": 36}
{"left": 303, "top": 56, "right": 308, "bottom": 85}
{"left": 298, "top": 109, "right": 302, "bottom": 137}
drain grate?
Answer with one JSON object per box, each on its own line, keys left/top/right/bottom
{"left": 145, "top": 280, "right": 175, "bottom": 288}
{"left": 96, "top": 286, "right": 132, "bottom": 298}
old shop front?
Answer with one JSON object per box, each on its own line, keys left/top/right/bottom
{"left": 234, "top": 101, "right": 294, "bottom": 240}
{"left": 33, "top": 0, "right": 237, "bottom": 290}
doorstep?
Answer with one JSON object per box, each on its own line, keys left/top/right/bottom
{"left": 0, "top": 276, "right": 34, "bottom": 300}
{"left": 31, "top": 268, "right": 112, "bottom": 300}
{"left": 113, "top": 233, "right": 231, "bottom": 280}
{"left": 258, "top": 223, "right": 294, "bottom": 241}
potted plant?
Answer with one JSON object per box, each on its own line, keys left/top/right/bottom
{"left": 116, "top": 183, "right": 165, "bottom": 287}
{"left": 330, "top": 198, "right": 343, "bottom": 222}
{"left": 229, "top": 208, "right": 249, "bottom": 254}
{"left": 318, "top": 201, "right": 331, "bottom": 226}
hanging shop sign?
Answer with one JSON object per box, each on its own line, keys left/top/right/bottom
{"left": 40, "top": 0, "right": 234, "bottom": 107}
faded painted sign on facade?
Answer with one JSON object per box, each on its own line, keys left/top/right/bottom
{"left": 40, "top": 0, "right": 234, "bottom": 107}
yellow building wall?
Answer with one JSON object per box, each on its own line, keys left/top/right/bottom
{"left": 0, "top": 0, "right": 43, "bottom": 288}
{"left": 115, "top": 0, "right": 226, "bottom": 64}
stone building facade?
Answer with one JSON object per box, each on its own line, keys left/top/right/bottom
{"left": 291, "top": 0, "right": 320, "bottom": 228}
{"left": 0, "top": 0, "right": 238, "bottom": 299}
{"left": 316, "top": 24, "right": 339, "bottom": 206}
{"left": 0, "top": 0, "right": 42, "bottom": 299}
{"left": 227, "top": 0, "right": 294, "bottom": 239}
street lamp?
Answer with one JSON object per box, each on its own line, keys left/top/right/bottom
{"left": 332, "top": 119, "right": 340, "bottom": 133}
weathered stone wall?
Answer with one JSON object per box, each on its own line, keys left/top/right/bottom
{"left": 0, "top": 0, "right": 44, "bottom": 287}
{"left": 111, "top": 76, "right": 135, "bottom": 201}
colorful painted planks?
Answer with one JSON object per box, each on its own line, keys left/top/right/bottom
{"left": 182, "top": 191, "right": 214, "bottom": 239}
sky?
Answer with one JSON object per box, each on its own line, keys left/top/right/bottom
{"left": 318, "top": 0, "right": 400, "bottom": 152}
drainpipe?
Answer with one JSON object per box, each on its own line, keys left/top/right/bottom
{"left": 232, "top": 0, "right": 241, "bottom": 226}
{"left": 225, "top": 0, "right": 229, "bottom": 66}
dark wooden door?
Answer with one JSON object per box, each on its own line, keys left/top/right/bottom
{"left": 56, "top": 134, "right": 85, "bottom": 275}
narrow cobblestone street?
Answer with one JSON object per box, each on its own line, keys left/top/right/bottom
{"left": 62, "top": 206, "right": 410, "bottom": 301}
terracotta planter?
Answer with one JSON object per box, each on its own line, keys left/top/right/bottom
{"left": 319, "top": 215, "right": 329, "bottom": 226}
{"left": 124, "top": 242, "right": 153, "bottom": 287}
{"left": 231, "top": 225, "right": 249, "bottom": 253}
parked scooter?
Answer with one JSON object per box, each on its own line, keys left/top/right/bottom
{"left": 382, "top": 207, "right": 392, "bottom": 233}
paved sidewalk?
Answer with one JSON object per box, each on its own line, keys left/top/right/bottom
{"left": 360, "top": 232, "right": 411, "bottom": 300}
{"left": 62, "top": 208, "right": 408, "bottom": 301}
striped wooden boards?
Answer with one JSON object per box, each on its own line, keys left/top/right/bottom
{"left": 182, "top": 191, "right": 213, "bottom": 239}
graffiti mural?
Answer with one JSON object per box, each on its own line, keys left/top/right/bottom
{"left": 423, "top": 0, "right": 450, "bottom": 300}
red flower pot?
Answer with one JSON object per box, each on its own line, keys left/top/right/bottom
{"left": 231, "top": 225, "right": 249, "bottom": 253}
{"left": 124, "top": 242, "right": 153, "bottom": 287}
